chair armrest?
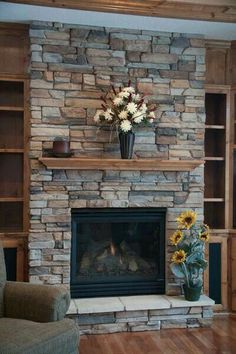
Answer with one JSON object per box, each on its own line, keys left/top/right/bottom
{"left": 4, "top": 281, "right": 70, "bottom": 322}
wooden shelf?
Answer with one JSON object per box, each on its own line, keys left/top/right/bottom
{"left": 0, "top": 197, "right": 23, "bottom": 202}
{"left": 205, "top": 125, "right": 225, "bottom": 130}
{"left": 0, "top": 149, "right": 24, "bottom": 153}
{"left": 39, "top": 157, "right": 204, "bottom": 171}
{"left": 205, "top": 157, "right": 225, "bottom": 161}
{"left": 204, "top": 198, "right": 225, "bottom": 202}
{"left": 0, "top": 226, "right": 23, "bottom": 233}
{"left": 0, "top": 106, "right": 24, "bottom": 111}
{"left": 0, "top": 232, "right": 28, "bottom": 238}
{"left": 205, "top": 84, "right": 231, "bottom": 94}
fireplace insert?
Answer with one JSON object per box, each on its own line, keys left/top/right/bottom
{"left": 71, "top": 208, "right": 166, "bottom": 298}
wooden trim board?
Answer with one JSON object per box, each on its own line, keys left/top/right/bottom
{"left": 3, "top": 0, "right": 236, "bottom": 23}
{"left": 2, "top": 238, "right": 26, "bottom": 281}
{"left": 204, "top": 234, "right": 229, "bottom": 311}
{"left": 39, "top": 157, "right": 204, "bottom": 171}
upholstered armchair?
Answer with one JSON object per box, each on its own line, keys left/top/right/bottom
{"left": 0, "top": 245, "right": 79, "bottom": 354}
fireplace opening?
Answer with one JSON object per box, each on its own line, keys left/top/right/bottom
{"left": 71, "top": 208, "right": 166, "bottom": 298}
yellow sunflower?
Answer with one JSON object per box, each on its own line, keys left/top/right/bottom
{"left": 176, "top": 210, "right": 197, "bottom": 230}
{"left": 171, "top": 249, "right": 187, "bottom": 264}
{"left": 199, "top": 224, "right": 210, "bottom": 242}
{"left": 170, "top": 230, "right": 183, "bottom": 246}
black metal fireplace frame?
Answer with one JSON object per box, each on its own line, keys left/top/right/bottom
{"left": 70, "top": 208, "right": 166, "bottom": 298}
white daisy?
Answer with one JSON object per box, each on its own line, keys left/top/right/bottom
{"left": 132, "top": 94, "right": 141, "bottom": 102}
{"left": 133, "top": 111, "right": 144, "bottom": 124}
{"left": 104, "top": 108, "right": 113, "bottom": 121}
{"left": 123, "top": 86, "right": 135, "bottom": 93}
{"left": 127, "top": 102, "right": 137, "bottom": 114}
{"left": 118, "top": 90, "right": 130, "bottom": 99}
{"left": 149, "top": 118, "right": 154, "bottom": 123}
{"left": 140, "top": 103, "right": 147, "bottom": 113}
{"left": 94, "top": 110, "right": 103, "bottom": 123}
{"left": 148, "top": 111, "right": 155, "bottom": 119}
{"left": 118, "top": 110, "right": 128, "bottom": 120}
{"left": 120, "top": 120, "right": 132, "bottom": 133}
{"left": 113, "top": 96, "right": 124, "bottom": 106}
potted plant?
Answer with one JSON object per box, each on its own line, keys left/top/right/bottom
{"left": 170, "top": 210, "right": 209, "bottom": 301}
{"left": 94, "top": 82, "right": 156, "bottom": 159}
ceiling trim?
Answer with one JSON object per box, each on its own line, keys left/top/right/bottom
{"left": 2, "top": 0, "right": 236, "bottom": 23}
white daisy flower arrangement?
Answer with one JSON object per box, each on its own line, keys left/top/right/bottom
{"left": 94, "top": 82, "right": 157, "bottom": 133}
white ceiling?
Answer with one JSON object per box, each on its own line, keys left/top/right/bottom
{"left": 0, "top": 2, "right": 236, "bottom": 40}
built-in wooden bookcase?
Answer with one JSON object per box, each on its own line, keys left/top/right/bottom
{"left": 204, "top": 88, "right": 228, "bottom": 230}
{"left": 0, "top": 78, "right": 29, "bottom": 234}
{"left": 0, "top": 23, "right": 29, "bottom": 281}
{"left": 205, "top": 40, "right": 236, "bottom": 312}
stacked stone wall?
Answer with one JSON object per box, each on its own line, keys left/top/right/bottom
{"left": 29, "top": 21, "right": 205, "bottom": 295}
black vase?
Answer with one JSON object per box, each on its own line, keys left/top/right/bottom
{"left": 183, "top": 284, "right": 202, "bottom": 301}
{"left": 119, "top": 131, "right": 135, "bottom": 159}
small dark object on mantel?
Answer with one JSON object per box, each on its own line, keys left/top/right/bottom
{"left": 119, "top": 131, "right": 135, "bottom": 159}
{"left": 52, "top": 137, "right": 73, "bottom": 157}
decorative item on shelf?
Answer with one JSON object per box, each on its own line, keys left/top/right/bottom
{"left": 94, "top": 82, "right": 157, "bottom": 159}
{"left": 119, "top": 130, "right": 135, "bottom": 159}
{"left": 52, "top": 137, "right": 73, "bottom": 158}
{"left": 170, "top": 210, "right": 209, "bottom": 301}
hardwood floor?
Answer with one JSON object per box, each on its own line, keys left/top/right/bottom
{"left": 80, "top": 316, "right": 236, "bottom": 354}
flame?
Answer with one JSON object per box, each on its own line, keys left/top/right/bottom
{"left": 110, "top": 241, "right": 116, "bottom": 256}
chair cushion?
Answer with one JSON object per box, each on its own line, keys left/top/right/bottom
{"left": 0, "top": 245, "right": 6, "bottom": 318}
{"left": 0, "top": 317, "right": 79, "bottom": 354}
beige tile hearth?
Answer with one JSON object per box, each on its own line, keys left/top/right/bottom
{"left": 67, "top": 295, "right": 215, "bottom": 334}
{"left": 74, "top": 297, "right": 125, "bottom": 314}
{"left": 67, "top": 295, "right": 214, "bottom": 315}
{"left": 120, "top": 295, "right": 170, "bottom": 311}
{"left": 166, "top": 294, "right": 215, "bottom": 308}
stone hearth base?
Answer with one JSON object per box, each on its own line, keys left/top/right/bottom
{"left": 66, "top": 295, "right": 214, "bottom": 334}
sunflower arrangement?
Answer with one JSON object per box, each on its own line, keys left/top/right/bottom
{"left": 170, "top": 210, "right": 209, "bottom": 290}
{"left": 94, "top": 82, "right": 156, "bottom": 133}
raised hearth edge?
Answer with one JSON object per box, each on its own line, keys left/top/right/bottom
{"left": 67, "top": 294, "right": 215, "bottom": 334}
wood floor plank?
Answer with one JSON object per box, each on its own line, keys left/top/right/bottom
{"left": 188, "top": 328, "right": 217, "bottom": 353}
{"left": 79, "top": 317, "right": 236, "bottom": 354}
{"left": 170, "top": 329, "right": 204, "bottom": 354}
{"left": 137, "top": 333, "right": 165, "bottom": 354}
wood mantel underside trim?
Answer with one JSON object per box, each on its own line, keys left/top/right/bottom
{"left": 3, "top": 0, "right": 236, "bottom": 23}
{"left": 39, "top": 157, "right": 203, "bottom": 171}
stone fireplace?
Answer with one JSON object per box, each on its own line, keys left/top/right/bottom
{"left": 28, "top": 21, "right": 205, "bottom": 297}
{"left": 70, "top": 208, "right": 165, "bottom": 297}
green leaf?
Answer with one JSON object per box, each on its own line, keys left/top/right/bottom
{"left": 193, "top": 259, "right": 208, "bottom": 270}
{"left": 170, "top": 263, "right": 185, "bottom": 279}
{"left": 178, "top": 244, "right": 191, "bottom": 254}
{"left": 189, "top": 278, "right": 203, "bottom": 288}
{"left": 186, "top": 251, "right": 202, "bottom": 264}
{"left": 192, "top": 243, "right": 204, "bottom": 252}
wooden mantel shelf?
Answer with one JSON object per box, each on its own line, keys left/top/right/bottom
{"left": 39, "top": 157, "right": 203, "bottom": 171}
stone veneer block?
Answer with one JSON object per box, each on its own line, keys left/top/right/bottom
{"left": 75, "top": 297, "right": 124, "bottom": 314}
{"left": 78, "top": 313, "right": 115, "bottom": 325}
{"left": 119, "top": 295, "right": 171, "bottom": 311}
{"left": 129, "top": 322, "right": 161, "bottom": 332}
{"left": 166, "top": 295, "right": 215, "bottom": 308}
{"left": 90, "top": 323, "right": 128, "bottom": 334}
